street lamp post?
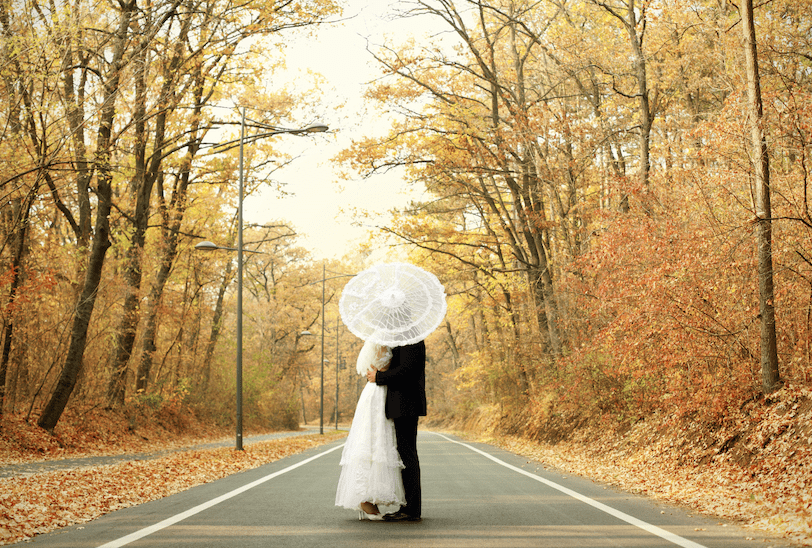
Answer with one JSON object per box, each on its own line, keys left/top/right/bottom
{"left": 335, "top": 314, "right": 340, "bottom": 431}
{"left": 298, "top": 330, "right": 315, "bottom": 426}
{"left": 196, "top": 108, "right": 328, "bottom": 451}
{"left": 304, "top": 266, "right": 356, "bottom": 435}
{"left": 320, "top": 262, "right": 325, "bottom": 435}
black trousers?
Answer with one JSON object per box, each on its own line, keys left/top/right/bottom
{"left": 393, "top": 416, "right": 421, "bottom": 517}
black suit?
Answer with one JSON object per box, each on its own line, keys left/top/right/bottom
{"left": 375, "top": 340, "right": 425, "bottom": 518}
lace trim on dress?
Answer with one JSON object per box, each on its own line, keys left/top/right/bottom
{"left": 356, "top": 339, "right": 392, "bottom": 375}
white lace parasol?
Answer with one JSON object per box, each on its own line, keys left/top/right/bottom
{"left": 339, "top": 262, "right": 447, "bottom": 347}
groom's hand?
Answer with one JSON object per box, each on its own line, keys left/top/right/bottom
{"left": 366, "top": 367, "right": 378, "bottom": 383}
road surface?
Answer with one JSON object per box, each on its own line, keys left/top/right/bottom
{"left": 21, "top": 431, "right": 788, "bottom": 548}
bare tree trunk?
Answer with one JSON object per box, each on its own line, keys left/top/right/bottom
{"left": 107, "top": 11, "right": 187, "bottom": 404}
{"left": 200, "top": 258, "right": 234, "bottom": 393}
{"left": 740, "top": 0, "right": 780, "bottom": 393}
{"left": 444, "top": 320, "right": 460, "bottom": 369}
{"left": 628, "top": 0, "right": 652, "bottom": 191}
{"left": 0, "top": 1, "right": 37, "bottom": 417}
{"left": 300, "top": 383, "right": 308, "bottom": 425}
{"left": 528, "top": 261, "right": 561, "bottom": 358}
{"left": 38, "top": 176, "right": 115, "bottom": 432}
{"left": 595, "top": 0, "right": 653, "bottom": 192}
{"left": 38, "top": 1, "right": 135, "bottom": 433}
{"left": 0, "top": 187, "right": 37, "bottom": 416}
{"left": 136, "top": 71, "right": 206, "bottom": 393}
{"left": 106, "top": 40, "right": 150, "bottom": 406}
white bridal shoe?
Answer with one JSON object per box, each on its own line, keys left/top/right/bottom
{"left": 358, "top": 510, "right": 385, "bottom": 521}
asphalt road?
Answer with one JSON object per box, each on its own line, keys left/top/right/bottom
{"left": 21, "top": 431, "right": 789, "bottom": 548}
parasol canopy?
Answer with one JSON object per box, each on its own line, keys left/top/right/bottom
{"left": 339, "top": 262, "right": 447, "bottom": 347}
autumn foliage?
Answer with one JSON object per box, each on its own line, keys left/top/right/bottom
{"left": 341, "top": 0, "right": 812, "bottom": 429}
{"left": 487, "top": 384, "right": 812, "bottom": 544}
{"left": 336, "top": 2, "right": 812, "bottom": 541}
{"left": 2, "top": 0, "right": 812, "bottom": 544}
{"left": 0, "top": 0, "right": 343, "bottom": 433}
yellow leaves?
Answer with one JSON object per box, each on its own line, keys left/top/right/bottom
{"left": 365, "top": 82, "right": 426, "bottom": 104}
{"left": 241, "top": 0, "right": 342, "bottom": 33}
{"left": 0, "top": 432, "right": 346, "bottom": 545}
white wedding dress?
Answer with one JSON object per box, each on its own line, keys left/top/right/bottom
{"left": 335, "top": 340, "right": 405, "bottom": 512}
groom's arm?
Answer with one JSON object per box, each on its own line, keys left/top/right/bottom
{"left": 375, "top": 342, "right": 424, "bottom": 386}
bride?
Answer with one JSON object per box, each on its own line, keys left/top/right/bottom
{"left": 335, "top": 339, "right": 405, "bottom": 520}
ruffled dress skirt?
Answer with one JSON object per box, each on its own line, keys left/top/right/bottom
{"left": 335, "top": 382, "right": 405, "bottom": 511}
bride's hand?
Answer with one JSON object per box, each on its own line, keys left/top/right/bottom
{"left": 366, "top": 366, "right": 378, "bottom": 383}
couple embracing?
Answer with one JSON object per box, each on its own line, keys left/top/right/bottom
{"left": 334, "top": 339, "right": 425, "bottom": 522}
{"left": 335, "top": 262, "right": 446, "bottom": 523}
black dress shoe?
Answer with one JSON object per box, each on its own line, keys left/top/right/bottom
{"left": 382, "top": 511, "right": 422, "bottom": 522}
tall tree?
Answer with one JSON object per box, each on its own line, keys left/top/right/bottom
{"left": 353, "top": 0, "right": 566, "bottom": 362}
{"left": 592, "top": 0, "right": 655, "bottom": 194}
{"left": 740, "top": 0, "right": 780, "bottom": 393}
{"left": 0, "top": 0, "right": 29, "bottom": 416}
{"left": 107, "top": 0, "right": 188, "bottom": 405}
{"left": 106, "top": 0, "right": 341, "bottom": 404}
{"left": 38, "top": 0, "right": 138, "bottom": 432}
{"left": 135, "top": 66, "right": 212, "bottom": 395}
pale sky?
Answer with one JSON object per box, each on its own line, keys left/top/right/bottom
{"left": 243, "top": 1, "right": 433, "bottom": 260}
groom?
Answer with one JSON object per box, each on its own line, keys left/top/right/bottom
{"left": 367, "top": 339, "right": 426, "bottom": 522}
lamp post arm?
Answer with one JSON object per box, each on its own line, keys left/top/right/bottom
{"left": 194, "top": 241, "right": 263, "bottom": 253}
{"left": 204, "top": 124, "right": 328, "bottom": 154}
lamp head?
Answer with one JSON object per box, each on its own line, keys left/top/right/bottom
{"left": 195, "top": 241, "right": 220, "bottom": 251}
{"left": 302, "top": 124, "right": 329, "bottom": 133}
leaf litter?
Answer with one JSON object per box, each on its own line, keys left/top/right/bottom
{"left": 0, "top": 431, "right": 346, "bottom": 545}
{"left": 470, "top": 384, "right": 812, "bottom": 546}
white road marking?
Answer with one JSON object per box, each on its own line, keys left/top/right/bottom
{"left": 97, "top": 443, "right": 345, "bottom": 548}
{"left": 432, "top": 432, "right": 707, "bottom": 548}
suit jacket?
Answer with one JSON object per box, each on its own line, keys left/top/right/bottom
{"left": 375, "top": 340, "right": 426, "bottom": 419}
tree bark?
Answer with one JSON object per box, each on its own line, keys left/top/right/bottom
{"left": 37, "top": 177, "right": 114, "bottom": 432}
{"left": 627, "top": 0, "right": 652, "bottom": 191}
{"left": 740, "top": 0, "right": 780, "bottom": 393}
{"left": 38, "top": 1, "right": 135, "bottom": 433}
{"left": 107, "top": 10, "right": 187, "bottom": 404}
{"left": 200, "top": 257, "right": 234, "bottom": 393}
{"left": 106, "top": 39, "right": 150, "bottom": 406}
{"left": 444, "top": 320, "right": 460, "bottom": 369}
{"left": 135, "top": 61, "right": 207, "bottom": 393}
{"left": 0, "top": 187, "right": 37, "bottom": 416}
{"left": 595, "top": 0, "right": 653, "bottom": 192}
{"left": 0, "top": 0, "right": 37, "bottom": 417}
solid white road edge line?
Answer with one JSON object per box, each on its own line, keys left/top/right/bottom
{"left": 432, "top": 432, "right": 707, "bottom": 548}
{"left": 96, "top": 443, "right": 345, "bottom": 548}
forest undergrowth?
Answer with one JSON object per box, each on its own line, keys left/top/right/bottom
{"left": 441, "top": 383, "right": 812, "bottom": 547}
{"left": 0, "top": 405, "right": 346, "bottom": 545}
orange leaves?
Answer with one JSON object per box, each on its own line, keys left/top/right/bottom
{"left": 0, "top": 432, "right": 345, "bottom": 545}
{"left": 484, "top": 384, "right": 812, "bottom": 545}
{"left": 559, "top": 204, "right": 766, "bottom": 423}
